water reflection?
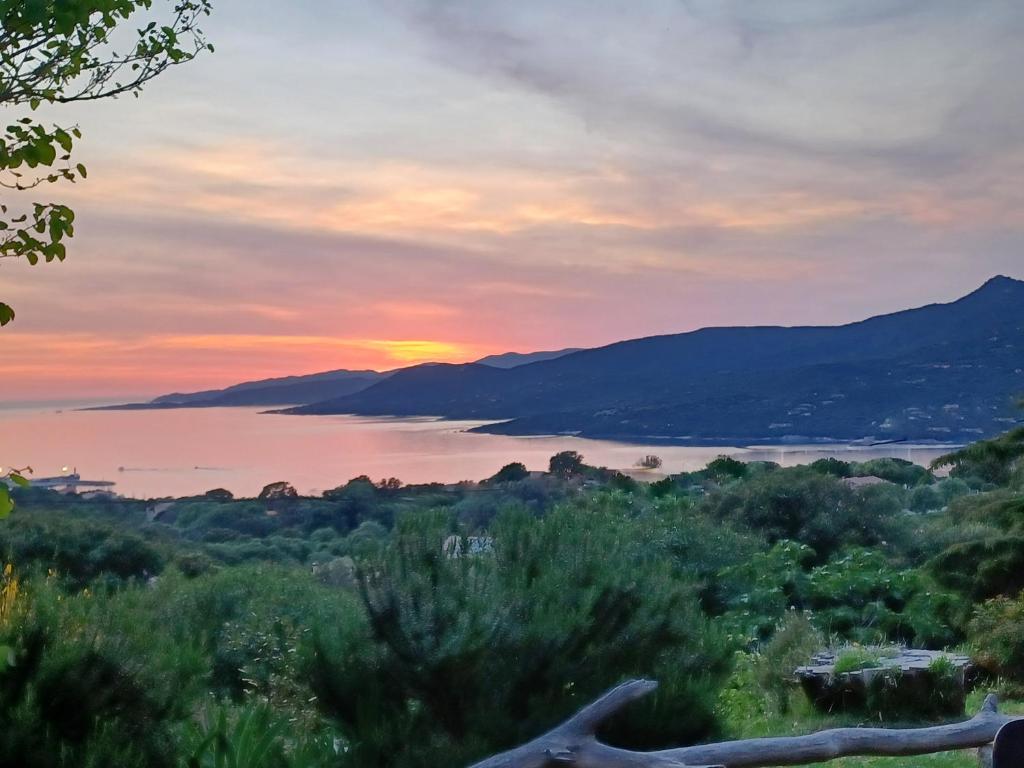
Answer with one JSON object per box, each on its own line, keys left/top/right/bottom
{"left": 0, "top": 405, "right": 956, "bottom": 499}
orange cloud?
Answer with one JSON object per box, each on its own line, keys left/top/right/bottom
{"left": 72, "top": 141, "right": 884, "bottom": 246}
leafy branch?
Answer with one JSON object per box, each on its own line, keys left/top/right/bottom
{"left": 0, "top": 466, "right": 31, "bottom": 519}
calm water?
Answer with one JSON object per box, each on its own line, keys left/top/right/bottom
{"left": 0, "top": 404, "right": 956, "bottom": 499}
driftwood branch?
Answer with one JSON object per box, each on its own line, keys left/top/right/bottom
{"left": 468, "top": 681, "right": 1023, "bottom": 768}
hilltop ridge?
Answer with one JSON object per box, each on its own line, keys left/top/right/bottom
{"left": 286, "top": 277, "right": 1024, "bottom": 444}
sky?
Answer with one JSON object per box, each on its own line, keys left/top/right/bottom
{"left": 3, "top": 0, "right": 1024, "bottom": 399}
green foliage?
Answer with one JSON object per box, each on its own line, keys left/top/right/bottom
{"left": 753, "top": 611, "right": 823, "bottom": 714}
{"left": 809, "top": 457, "right": 853, "bottom": 478}
{"left": 805, "top": 549, "right": 916, "bottom": 643}
{"left": 851, "top": 458, "right": 933, "bottom": 487}
{"left": 932, "top": 427, "right": 1024, "bottom": 486}
{"left": 5, "top": 435, "right": 1023, "bottom": 765}
{"left": 833, "top": 647, "right": 883, "bottom": 674}
{"left": 701, "top": 466, "right": 904, "bottom": 563}
{"left": 0, "top": 510, "right": 165, "bottom": 588}
{"left": 548, "top": 449, "right": 586, "bottom": 478}
{"left": 488, "top": 461, "right": 529, "bottom": 483}
{"left": 930, "top": 535, "right": 1024, "bottom": 601}
{"left": 968, "top": 594, "right": 1024, "bottom": 684}
{"left": 718, "top": 540, "right": 813, "bottom": 642}
{"left": 0, "top": 583, "right": 187, "bottom": 767}
{"left": 309, "top": 505, "right": 733, "bottom": 767}
{"left": 705, "top": 455, "right": 748, "bottom": 482}
{"left": 183, "top": 704, "right": 324, "bottom": 768}
{"left": 0, "top": 466, "right": 30, "bottom": 517}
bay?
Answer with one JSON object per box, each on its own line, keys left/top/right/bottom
{"left": 1, "top": 403, "right": 955, "bottom": 499}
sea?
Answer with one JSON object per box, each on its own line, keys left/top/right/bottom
{"left": 0, "top": 401, "right": 956, "bottom": 499}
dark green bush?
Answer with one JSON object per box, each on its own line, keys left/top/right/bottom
{"left": 0, "top": 513, "right": 165, "bottom": 588}
{"left": 309, "top": 505, "right": 734, "bottom": 768}
{"left": 968, "top": 594, "right": 1024, "bottom": 684}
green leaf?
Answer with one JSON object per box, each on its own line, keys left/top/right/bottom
{"left": 0, "top": 303, "right": 14, "bottom": 326}
{"left": 54, "top": 128, "right": 74, "bottom": 153}
{"left": 10, "top": 473, "right": 29, "bottom": 488}
{"left": 0, "top": 486, "right": 12, "bottom": 519}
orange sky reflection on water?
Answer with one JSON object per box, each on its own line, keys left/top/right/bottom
{"left": 0, "top": 405, "right": 954, "bottom": 499}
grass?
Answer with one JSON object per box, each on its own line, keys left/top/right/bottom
{"left": 717, "top": 664, "right": 1024, "bottom": 768}
{"left": 833, "top": 648, "right": 885, "bottom": 675}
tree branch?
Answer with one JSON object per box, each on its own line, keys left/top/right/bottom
{"left": 468, "top": 682, "right": 1022, "bottom": 768}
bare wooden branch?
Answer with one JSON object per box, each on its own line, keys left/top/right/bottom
{"left": 468, "top": 682, "right": 1024, "bottom": 768}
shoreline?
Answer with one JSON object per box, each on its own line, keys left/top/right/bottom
{"left": 82, "top": 402, "right": 967, "bottom": 451}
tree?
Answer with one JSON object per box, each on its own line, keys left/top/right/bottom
{"left": 488, "top": 461, "right": 529, "bottom": 484}
{"left": 704, "top": 455, "right": 748, "bottom": 483}
{"left": 932, "top": 426, "right": 1024, "bottom": 486}
{"left": 376, "top": 477, "right": 403, "bottom": 492}
{"left": 258, "top": 481, "right": 298, "bottom": 502}
{"left": 0, "top": 0, "right": 214, "bottom": 325}
{"left": 548, "top": 450, "right": 585, "bottom": 478}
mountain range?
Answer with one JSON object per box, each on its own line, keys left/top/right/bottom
{"left": 106, "top": 348, "right": 581, "bottom": 409}
{"left": 283, "top": 276, "right": 1024, "bottom": 444}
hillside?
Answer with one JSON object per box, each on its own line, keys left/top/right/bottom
{"left": 103, "top": 369, "right": 388, "bottom": 409}
{"left": 286, "top": 276, "right": 1024, "bottom": 443}
{"left": 101, "top": 347, "right": 579, "bottom": 410}
{"left": 475, "top": 348, "right": 582, "bottom": 368}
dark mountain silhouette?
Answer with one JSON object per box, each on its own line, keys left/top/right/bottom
{"left": 100, "top": 369, "right": 388, "bottom": 409}
{"left": 99, "top": 347, "right": 580, "bottom": 410}
{"left": 475, "top": 348, "right": 582, "bottom": 368}
{"left": 286, "top": 277, "right": 1024, "bottom": 444}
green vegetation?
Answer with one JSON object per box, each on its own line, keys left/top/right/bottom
{"left": 832, "top": 648, "right": 884, "bottom": 675}
{"left": 2, "top": 429, "right": 1024, "bottom": 766}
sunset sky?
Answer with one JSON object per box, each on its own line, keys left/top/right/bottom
{"left": 4, "top": 0, "right": 1024, "bottom": 399}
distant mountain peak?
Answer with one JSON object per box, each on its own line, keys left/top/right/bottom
{"left": 975, "top": 274, "right": 1024, "bottom": 292}
{"left": 475, "top": 348, "right": 582, "bottom": 369}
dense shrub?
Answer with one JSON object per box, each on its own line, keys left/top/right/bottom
{"left": 701, "top": 467, "right": 903, "bottom": 562}
{"left": 929, "top": 535, "right": 1024, "bottom": 601}
{"left": 309, "top": 506, "right": 734, "bottom": 768}
{"left": 0, "top": 513, "right": 165, "bottom": 588}
{"left": 753, "top": 611, "right": 823, "bottom": 714}
{"left": 968, "top": 594, "right": 1024, "bottom": 685}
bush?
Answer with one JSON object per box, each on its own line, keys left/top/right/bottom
{"left": 488, "top": 462, "right": 530, "bottom": 483}
{"left": 0, "top": 582, "right": 187, "bottom": 768}
{"left": 753, "top": 611, "right": 823, "bottom": 714}
{"left": 930, "top": 535, "right": 1024, "bottom": 600}
{"left": 701, "top": 467, "right": 900, "bottom": 562}
{"left": 850, "top": 458, "right": 933, "bottom": 487}
{"left": 0, "top": 513, "right": 165, "bottom": 589}
{"left": 309, "top": 506, "right": 734, "bottom": 768}
{"left": 968, "top": 594, "right": 1024, "bottom": 683}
